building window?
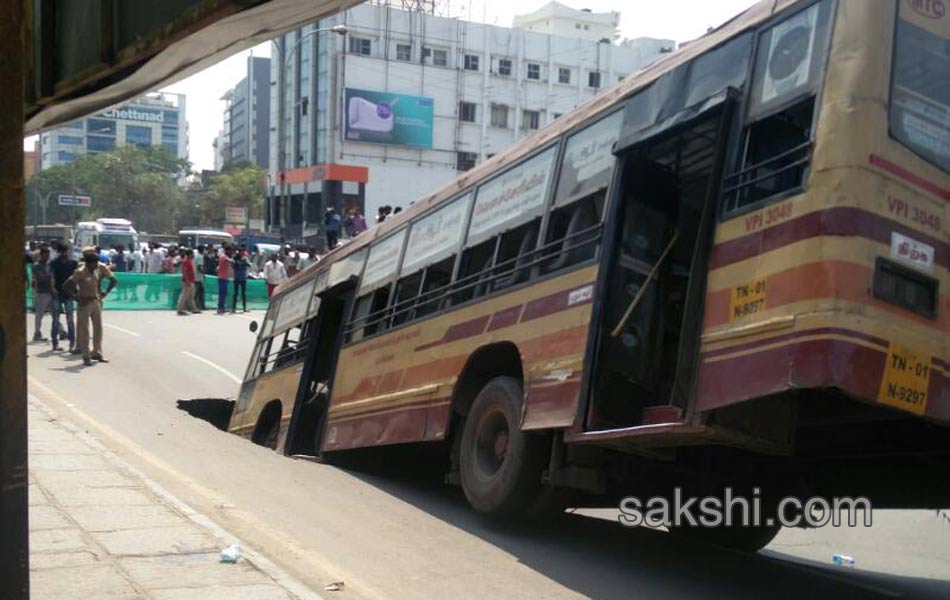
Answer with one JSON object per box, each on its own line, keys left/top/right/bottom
{"left": 526, "top": 63, "right": 541, "bottom": 80}
{"left": 126, "top": 125, "right": 152, "bottom": 148}
{"left": 588, "top": 71, "right": 601, "bottom": 89}
{"left": 86, "top": 136, "right": 115, "bottom": 152}
{"left": 464, "top": 54, "right": 479, "bottom": 71}
{"left": 58, "top": 135, "right": 83, "bottom": 145}
{"left": 85, "top": 118, "right": 115, "bottom": 136}
{"left": 57, "top": 151, "right": 75, "bottom": 162}
{"left": 457, "top": 151, "right": 478, "bottom": 171}
{"left": 558, "top": 67, "right": 571, "bottom": 84}
{"left": 459, "top": 101, "right": 477, "bottom": 123}
{"left": 348, "top": 37, "right": 372, "bottom": 56}
{"left": 396, "top": 43, "right": 411, "bottom": 61}
{"left": 423, "top": 47, "right": 448, "bottom": 67}
{"left": 497, "top": 58, "right": 512, "bottom": 76}
{"left": 522, "top": 110, "right": 540, "bottom": 131}
{"left": 490, "top": 104, "right": 509, "bottom": 128}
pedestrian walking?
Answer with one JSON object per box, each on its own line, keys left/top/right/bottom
{"left": 193, "top": 245, "right": 207, "bottom": 310}
{"left": 216, "top": 247, "right": 234, "bottom": 314}
{"left": 325, "top": 208, "right": 342, "bottom": 250}
{"left": 345, "top": 208, "right": 367, "bottom": 238}
{"left": 263, "top": 254, "right": 287, "bottom": 298}
{"left": 177, "top": 249, "right": 201, "bottom": 315}
{"left": 31, "top": 245, "right": 55, "bottom": 343}
{"left": 50, "top": 243, "right": 78, "bottom": 353}
{"left": 63, "top": 247, "right": 117, "bottom": 366}
{"left": 231, "top": 250, "right": 250, "bottom": 313}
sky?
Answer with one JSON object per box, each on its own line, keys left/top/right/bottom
{"left": 29, "top": 0, "right": 758, "bottom": 170}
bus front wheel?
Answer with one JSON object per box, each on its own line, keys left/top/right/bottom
{"left": 459, "top": 376, "right": 549, "bottom": 516}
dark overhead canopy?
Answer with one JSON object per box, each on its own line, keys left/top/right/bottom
{"left": 26, "top": 0, "right": 360, "bottom": 133}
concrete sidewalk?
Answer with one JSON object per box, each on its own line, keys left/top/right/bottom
{"left": 28, "top": 396, "right": 325, "bottom": 600}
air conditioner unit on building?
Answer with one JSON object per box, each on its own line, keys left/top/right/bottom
{"left": 348, "top": 96, "right": 395, "bottom": 133}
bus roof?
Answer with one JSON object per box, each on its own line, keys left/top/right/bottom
{"left": 178, "top": 229, "right": 233, "bottom": 236}
{"left": 270, "top": 0, "right": 795, "bottom": 302}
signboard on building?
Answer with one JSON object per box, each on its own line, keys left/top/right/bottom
{"left": 344, "top": 88, "right": 434, "bottom": 149}
{"left": 225, "top": 207, "right": 247, "bottom": 223}
{"left": 223, "top": 223, "right": 245, "bottom": 236}
{"left": 100, "top": 107, "right": 165, "bottom": 123}
{"left": 58, "top": 194, "right": 92, "bottom": 207}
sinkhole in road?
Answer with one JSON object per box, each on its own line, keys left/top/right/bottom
{"left": 177, "top": 398, "right": 235, "bottom": 431}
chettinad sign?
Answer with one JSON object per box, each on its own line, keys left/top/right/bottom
{"left": 100, "top": 107, "right": 165, "bottom": 123}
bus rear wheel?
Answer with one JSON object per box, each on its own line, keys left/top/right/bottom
{"left": 459, "top": 376, "right": 548, "bottom": 516}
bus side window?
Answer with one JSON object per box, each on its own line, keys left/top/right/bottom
{"left": 349, "top": 285, "right": 392, "bottom": 341}
{"left": 416, "top": 255, "right": 455, "bottom": 316}
{"left": 455, "top": 238, "right": 496, "bottom": 304}
{"left": 392, "top": 271, "right": 423, "bottom": 325}
{"left": 492, "top": 218, "right": 541, "bottom": 291}
{"left": 542, "top": 194, "right": 602, "bottom": 274}
{"left": 543, "top": 110, "right": 622, "bottom": 274}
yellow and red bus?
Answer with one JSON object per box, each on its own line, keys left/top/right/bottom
{"left": 230, "top": 0, "right": 948, "bottom": 550}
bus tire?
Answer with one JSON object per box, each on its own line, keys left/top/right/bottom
{"left": 668, "top": 521, "right": 782, "bottom": 553}
{"left": 459, "top": 376, "right": 548, "bottom": 516}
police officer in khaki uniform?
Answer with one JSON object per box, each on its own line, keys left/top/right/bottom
{"left": 63, "top": 247, "right": 117, "bottom": 366}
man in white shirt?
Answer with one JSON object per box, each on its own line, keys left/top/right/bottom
{"left": 129, "top": 246, "right": 144, "bottom": 273}
{"left": 145, "top": 245, "right": 164, "bottom": 274}
{"left": 262, "top": 254, "right": 288, "bottom": 298}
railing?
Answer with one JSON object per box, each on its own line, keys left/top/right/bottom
{"left": 344, "top": 222, "right": 604, "bottom": 340}
{"left": 720, "top": 140, "right": 812, "bottom": 214}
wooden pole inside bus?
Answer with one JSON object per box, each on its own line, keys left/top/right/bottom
{"left": 0, "top": 0, "right": 30, "bottom": 597}
{"left": 610, "top": 231, "right": 679, "bottom": 339}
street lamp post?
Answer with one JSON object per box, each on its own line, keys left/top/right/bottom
{"left": 273, "top": 24, "right": 346, "bottom": 244}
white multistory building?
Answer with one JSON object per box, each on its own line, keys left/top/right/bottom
{"left": 267, "top": 1, "right": 674, "bottom": 242}
{"left": 39, "top": 92, "right": 188, "bottom": 171}
{"left": 512, "top": 1, "right": 620, "bottom": 43}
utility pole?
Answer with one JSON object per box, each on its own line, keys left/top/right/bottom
{"left": 0, "top": 0, "right": 30, "bottom": 597}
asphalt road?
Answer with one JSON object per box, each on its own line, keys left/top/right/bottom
{"left": 26, "top": 310, "right": 950, "bottom": 600}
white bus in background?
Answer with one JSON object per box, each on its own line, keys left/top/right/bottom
{"left": 73, "top": 218, "right": 141, "bottom": 254}
{"left": 178, "top": 229, "right": 234, "bottom": 249}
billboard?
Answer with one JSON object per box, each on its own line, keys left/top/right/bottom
{"left": 224, "top": 206, "right": 247, "bottom": 223}
{"left": 58, "top": 194, "right": 92, "bottom": 207}
{"left": 344, "top": 88, "right": 434, "bottom": 149}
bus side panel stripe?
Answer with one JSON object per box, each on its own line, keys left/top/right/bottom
{"left": 710, "top": 207, "right": 949, "bottom": 270}
{"left": 702, "top": 326, "right": 889, "bottom": 359}
{"left": 698, "top": 338, "right": 887, "bottom": 412}
{"left": 869, "top": 153, "right": 950, "bottom": 201}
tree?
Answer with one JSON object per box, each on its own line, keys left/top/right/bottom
{"left": 202, "top": 165, "right": 266, "bottom": 227}
{"left": 25, "top": 146, "right": 190, "bottom": 233}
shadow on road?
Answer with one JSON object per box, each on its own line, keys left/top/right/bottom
{"left": 176, "top": 398, "right": 235, "bottom": 431}
{"left": 330, "top": 444, "right": 950, "bottom": 600}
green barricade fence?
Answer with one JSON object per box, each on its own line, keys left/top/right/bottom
{"left": 26, "top": 268, "right": 270, "bottom": 311}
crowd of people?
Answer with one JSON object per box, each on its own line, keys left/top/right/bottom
{"left": 25, "top": 203, "right": 400, "bottom": 366}
{"left": 28, "top": 243, "right": 116, "bottom": 366}
{"left": 25, "top": 239, "right": 324, "bottom": 367}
